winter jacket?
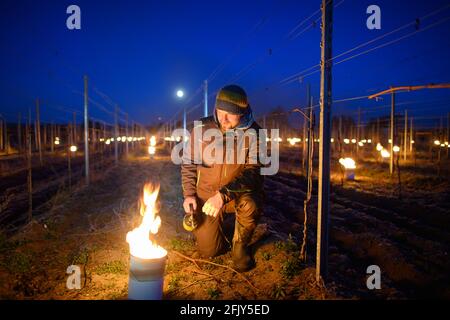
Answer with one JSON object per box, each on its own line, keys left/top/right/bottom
{"left": 181, "top": 112, "right": 264, "bottom": 203}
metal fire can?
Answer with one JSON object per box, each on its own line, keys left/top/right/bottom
{"left": 128, "top": 254, "right": 167, "bottom": 300}
{"left": 345, "top": 169, "right": 355, "bottom": 181}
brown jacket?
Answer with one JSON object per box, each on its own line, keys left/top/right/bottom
{"left": 181, "top": 115, "right": 264, "bottom": 203}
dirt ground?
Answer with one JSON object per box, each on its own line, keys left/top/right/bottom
{"left": 0, "top": 146, "right": 449, "bottom": 300}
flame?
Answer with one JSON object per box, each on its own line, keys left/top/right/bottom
{"left": 126, "top": 183, "right": 167, "bottom": 259}
{"left": 287, "top": 137, "right": 301, "bottom": 146}
{"left": 150, "top": 136, "right": 157, "bottom": 147}
{"left": 381, "top": 148, "right": 390, "bottom": 158}
{"left": 339, "top": 157, "right": 356, "bottom": 169}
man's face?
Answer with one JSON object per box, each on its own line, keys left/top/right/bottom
{"left": 216, "top": 109, "right": 242, "bottom": 130}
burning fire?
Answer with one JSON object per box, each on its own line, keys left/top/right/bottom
{"left": 126, "top": 183, "right": 167, "bottom": 259}
{"left": 339, "top": 157, "right": 356, "bottom": 169}
{"left": 376, "top": 143, "right": 383, "bottom": 151}
{"left": 148, "top": 136, "right": 157, "bottom": 155}
{"left": 380, "top": 148, "right": 390, "bottom": 158}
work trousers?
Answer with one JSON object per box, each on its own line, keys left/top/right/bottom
{"left": 192, "top": 192, "right": 263, "bottom": 258}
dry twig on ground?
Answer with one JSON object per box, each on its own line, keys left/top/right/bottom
{"left": 170, "top": 250, "right": 259, "bottom": 293}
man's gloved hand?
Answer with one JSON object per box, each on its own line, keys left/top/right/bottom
{"left": 183, "top": 196, "right": 197, "bottom": 214}
{"left": 202, "top": 192, "right": 224, "bottom": 218}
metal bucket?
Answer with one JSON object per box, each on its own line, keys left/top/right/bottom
{"left": 345, "top": 169, "right": 355, "bottom": 181}
{"left": 128, "top": 254, "right": 167, "bottom": 300}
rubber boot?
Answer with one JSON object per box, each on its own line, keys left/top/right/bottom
{"left": 231, "top": 222, "right": 255, "bottom": 272}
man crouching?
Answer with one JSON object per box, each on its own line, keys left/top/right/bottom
{"left": 181, "top": 84, "right": 265, "bottom": 272}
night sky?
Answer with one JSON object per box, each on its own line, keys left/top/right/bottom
{"left": 1, "top": 0, "right": 449, "bottom": 128}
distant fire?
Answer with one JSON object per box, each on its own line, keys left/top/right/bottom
{"left": 339, "top": 157, "right": 356, "bottom": 169}
{"left": 287, "top": 137, "right": 301, "bottom": 145}
{"left": 376, "top": 143, "right": 383, "bottom": 151}
{"left": 148, "top": 146, "right": 156, "bottom": 155}
{"left": 380, "top": 149, "right": 390, "bottom": 158}
{"left": 126, "top": 183, "right": 167, "bottom": 259}
{"left": 148, "top": 136, "right": 157, "bottom": 155}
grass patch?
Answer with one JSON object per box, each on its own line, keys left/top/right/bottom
{"left": 206, "top": 287, "right": 221, "bottom": 300}
{"left": 165, "top": 262, "right": 178, "bottom": 273}
{"left": 95, "top": 260, "right": 126, "bottom": 275}
{"left": 274, "top": 234, "right": 298, "bottom": 254}
{"left": 168, "top": 237, "right": 195, "bottom": 252}
{"left": 270, "top": 283, "right": 287, "bottom": 299}
{"left": 261, "top": 252, "right": 272, "bottom": 261}
{"left": 168, "top": 275, "right": 182, "bottom": 292}
{"left": 2, "top": 252, "right": 32, "bottom": 274}
{"left": 274, "top": 241, "right": 284, "bottom": 251}
{"left": 68, "top": 248, "right": 90, "bottom": 265}
{"left": 280, "top": 256, "right": 302, "bottom": 280}
{"left": 284, "top": 234, "right": 298, "bottom": 253}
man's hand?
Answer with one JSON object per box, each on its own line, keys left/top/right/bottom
{"left": 183, "top": 196, "right": 197, "bottom": 214}
{"left": 202, "top": 192, "right": 224, "bottom": 218}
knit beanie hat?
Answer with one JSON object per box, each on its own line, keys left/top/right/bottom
{"left": 215, "top": 85, "right": 249, "bottom": 116}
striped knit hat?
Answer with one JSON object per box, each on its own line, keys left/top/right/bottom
{"left": 215, "top": 85, "right": 249, "bottom": 116}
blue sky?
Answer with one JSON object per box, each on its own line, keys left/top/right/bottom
{"left": 1, "top": 0, "right": 449, "bottom": 128}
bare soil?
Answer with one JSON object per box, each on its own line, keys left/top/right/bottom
{"left": 0, "top": 146, "right": 448, "bottom": 300}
